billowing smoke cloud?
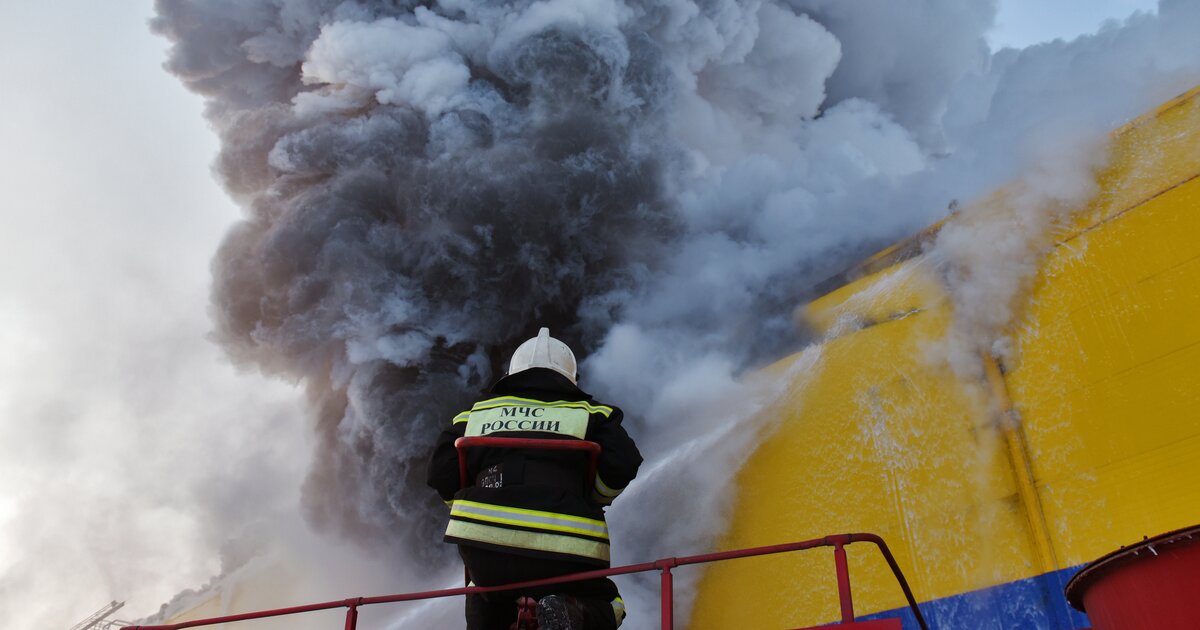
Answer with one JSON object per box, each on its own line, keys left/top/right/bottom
{"left": 147, "top": 0, "right": 1200, "bottom": 626}
{"left": 153, "top": 0, "right": 678, "bottom": 554}
{"left": 149, "top": 0, "right": 976, "bottom": 548}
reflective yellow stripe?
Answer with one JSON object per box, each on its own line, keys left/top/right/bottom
{"left": 594, "top": 474, "right": 623, "bottom": 498}
{"left": 446, "top": 519, "right": 611, "bottom": 562}
{"left": 592, "top": 474, "right": 624, "bottom": 505}
{"left": 452, "top": 410, "right": 471, "bottom": 424}
{"left": 452, "top": 500, "right": 608, "bottom": 530}
{"left": 451, "top": 500, "right": 609, "bottom": 538}
{"left": 612, "top": 597, "right": 626, "bottom": 625}
{"left": 471, "top": 396, "right": 613, "bottom": 417}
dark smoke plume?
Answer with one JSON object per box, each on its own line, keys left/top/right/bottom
{"left": 152, "top": 0, "right": 679, "bottom": 554}
{"left": 149, "top": 0, "right": 998, "bottom": 560}
{"left": 151, "top": 0, "right": 1200, "bottom": 585}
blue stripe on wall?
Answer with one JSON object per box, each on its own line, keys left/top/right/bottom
{"left": 857, "top": 565, "right": 1092, "bottom": 630}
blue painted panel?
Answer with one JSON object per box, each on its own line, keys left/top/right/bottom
{"left": 857, "top": 566, "right": 1092, "bottom": 630}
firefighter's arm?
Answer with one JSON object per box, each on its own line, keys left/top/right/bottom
{"left": 426, "top": 416, "right": 467, "bottom": 503}
{"left": 589, "top": 407, "right": 643, "bottom": 506}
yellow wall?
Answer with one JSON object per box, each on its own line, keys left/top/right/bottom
{"left": 163, "top": 560, "right": 317, "bottom": 628}
{"left": 1010, "top": 87, "right": 1200, "bottom": 568}
{"left": 690, "top": 86, "right": 1200, "bottom": 628}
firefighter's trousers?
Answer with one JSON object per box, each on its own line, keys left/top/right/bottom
{"left": 460, "top": 545, "right": 620, "bottom": 630}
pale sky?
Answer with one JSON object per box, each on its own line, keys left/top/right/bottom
{"left": 0, "top": 2, "right": 308, "bottom": 626}
{"left": 991, "top": 0, "right": 1158, "bottom": 49}
{"left": 0, "top": 0, "right": 1163, "bottom": 627}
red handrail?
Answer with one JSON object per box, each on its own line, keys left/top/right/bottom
{"left": 125, "top": 533, "right": 929, "bottom": 630}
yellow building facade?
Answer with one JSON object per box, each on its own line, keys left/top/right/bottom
{"left": 690, "top": 86, "right": 1200, "bottom": 628}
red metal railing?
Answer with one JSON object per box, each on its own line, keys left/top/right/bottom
{"left": 125, "top": 532, "right": 929, "bottom": 630}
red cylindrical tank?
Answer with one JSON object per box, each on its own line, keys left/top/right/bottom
{"left": 1065, "top": 524, "right": 1200, "bottom": 629}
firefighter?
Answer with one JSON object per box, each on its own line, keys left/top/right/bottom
{"left": 427, "top": 327, "right": 643, "bottom": 630}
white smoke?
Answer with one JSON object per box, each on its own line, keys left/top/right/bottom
{"left": 584, "top": 0, "right": 1200, "bottom": 626}
{"left": 26, "top": 0, "right": 1186, "bottom": 627}
{"left": 298, "top": 17, "right": 472, "bottom": 115}
{"left": 923, "top": 0, "right": 1200, "bottom": 377}
{"left": 926, "top": 128, "right": 1110, "bottom": 378}
{"left": 0, "top": 4, "right": 324, "bottom": 628}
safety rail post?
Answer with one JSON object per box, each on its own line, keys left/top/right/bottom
{"left": 833, "top": 539, "right": 855, "bottom": 623}
{"left": 656, "top": 558, "right": 678, "bottom": 630}
{"left": 343, "top": 602, "right": 358, "bottom": 630}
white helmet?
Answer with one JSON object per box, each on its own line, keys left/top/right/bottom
{"left": 508, "top": 327, "right": 578, "bottom": 384}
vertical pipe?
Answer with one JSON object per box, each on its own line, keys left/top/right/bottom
{"left": 343, "top": 604, "right": 359, "bottom": 630}
{"left": 834, "top": 543, "right": 855, "bottom": 623}
{"left": 660, "top": 565, "right": 674, "bottom": 630}
{"left": 982, "top": 354, "right": 1059, "bottom": 574}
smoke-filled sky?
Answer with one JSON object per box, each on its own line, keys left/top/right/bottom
{"left": 0, "top": 0, "right": 1190, "bottom": 628}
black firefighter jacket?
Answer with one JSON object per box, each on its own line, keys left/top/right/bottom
{"left": 427, "top": 368, "right": 643, "bottom": 566}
